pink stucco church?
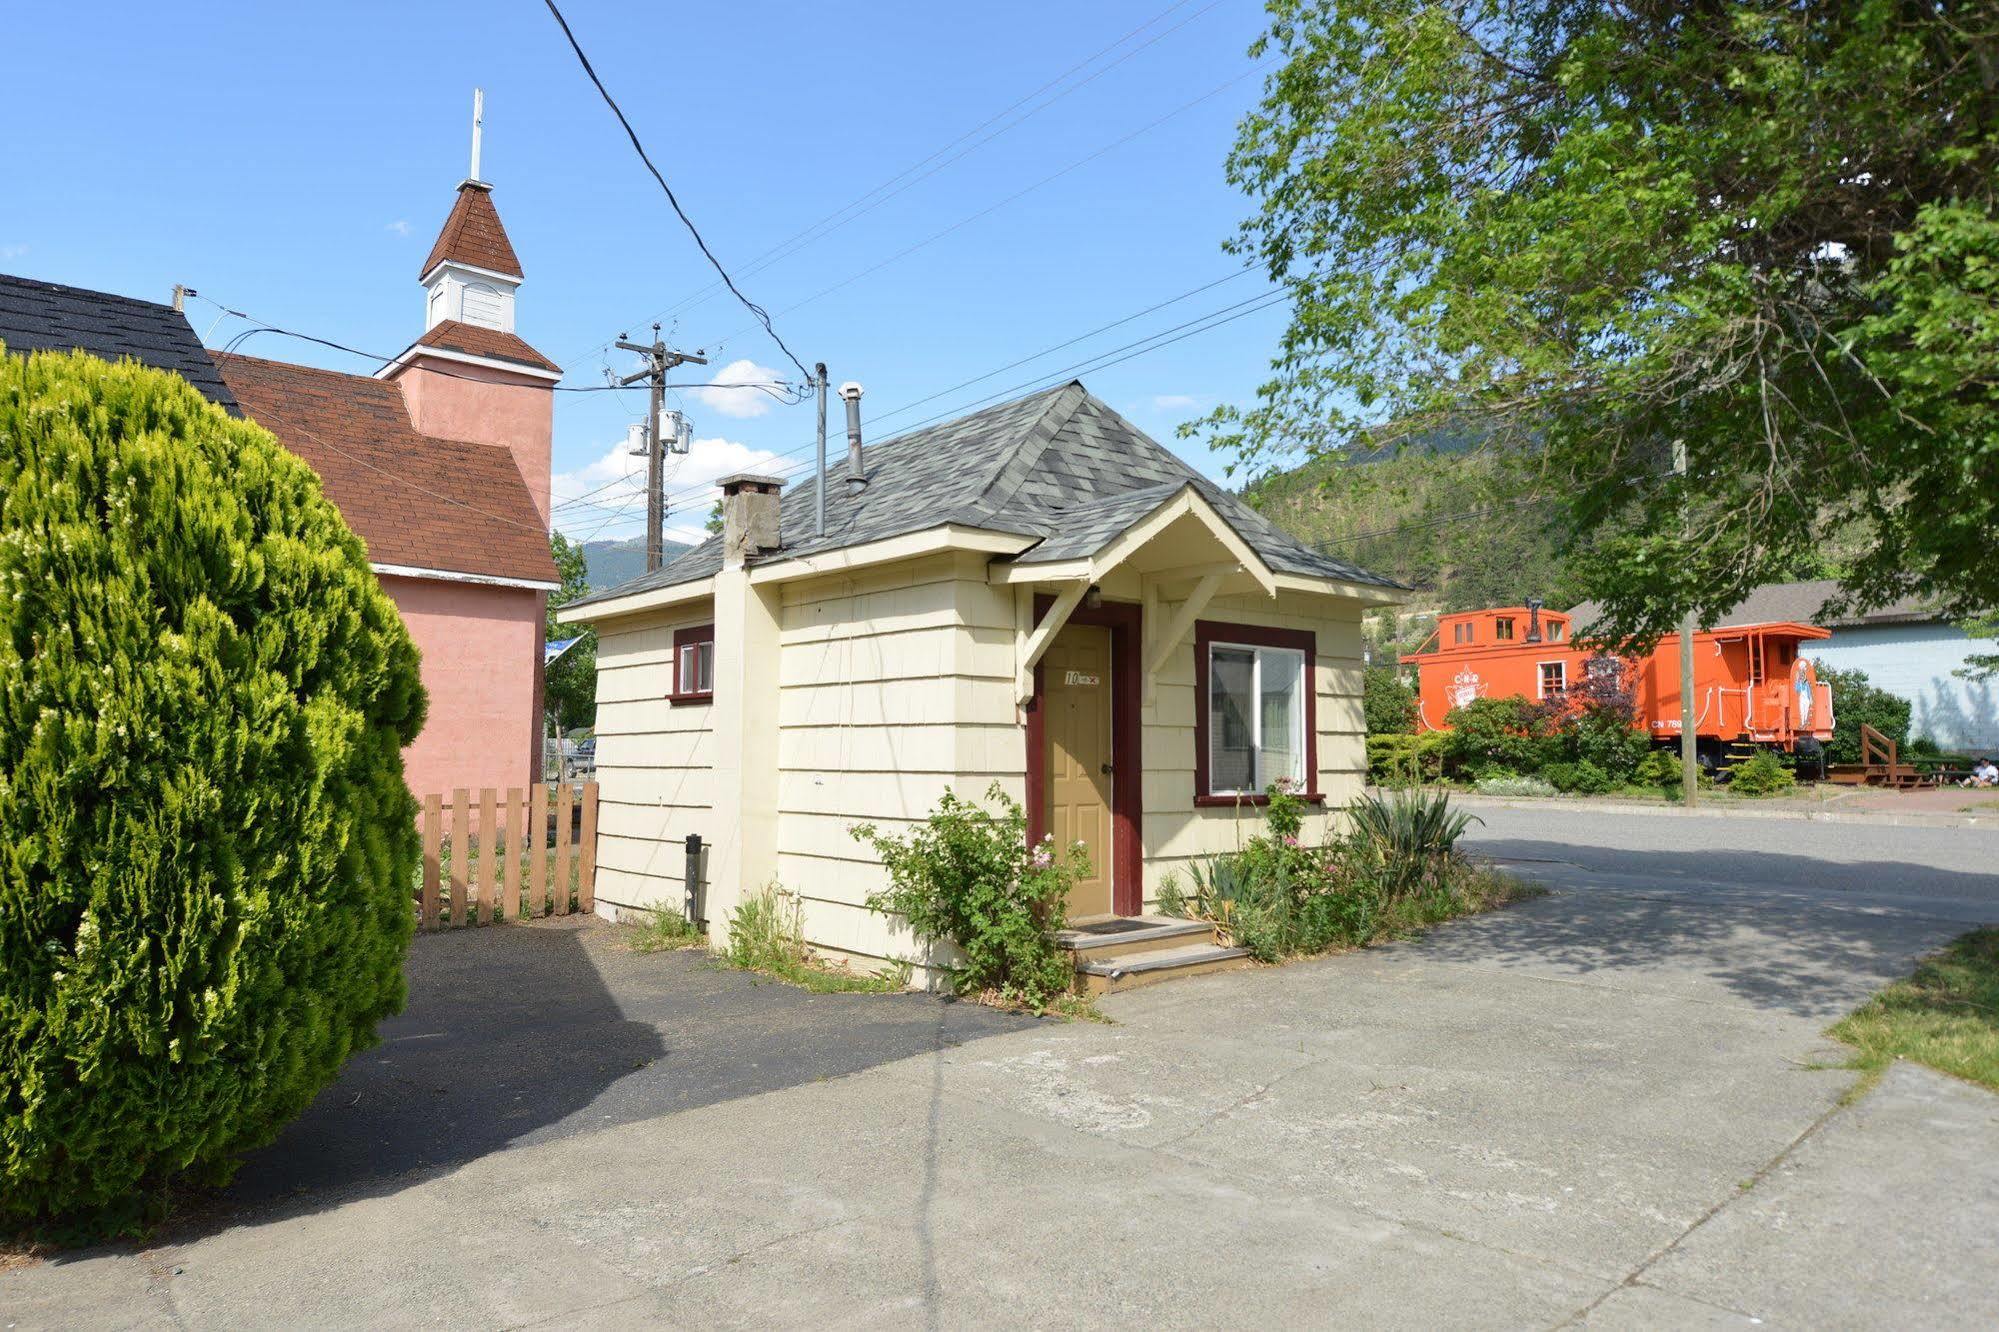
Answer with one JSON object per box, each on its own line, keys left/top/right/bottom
{"left": 214, "top": 174, "right": 560, "bottom": 799}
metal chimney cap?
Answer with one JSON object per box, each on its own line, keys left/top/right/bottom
{"left": 838, "top": 381, "right": 865, "bottom": 400}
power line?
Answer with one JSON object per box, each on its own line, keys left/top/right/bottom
{"left": 564, "top": 0, "right": 1228, "bottom": 364}
{"left": 197, "top": 297, "right": 800, "bottom": 398}
{"left": 702, "top": 59, "right": 1277, "bottom": 357}
{"left": 541, "top": 0, "right": 811, "bottom": 380}
{"left": 651, "top": 282, "right": 1288, "bottom": 514}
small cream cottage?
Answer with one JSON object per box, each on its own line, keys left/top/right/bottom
{"left": 559, "top": 382, "right": 1403, "bottom": 986}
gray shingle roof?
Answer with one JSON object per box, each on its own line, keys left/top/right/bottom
{"left": 570, "top": 381, "right": 1401, "bottom": 609}
{"left": 1569, "top": 578, "right": 1940, "bottom": 634}
{"left": 0, "top": 273, "right": 238, "bottom": 411}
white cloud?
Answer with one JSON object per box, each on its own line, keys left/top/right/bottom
{"left": 1151, "top": 393, "right": 1203, "bottom": 411}
{"left": 551, "top": 432, "right": 787, "bottom": 541}
{"left": 0, "top": 243, "right": 28, "bottom": 261}
{"left": 690, "top": 358, "right": 785, "bottom": 419}
{"left": 385, "top": 219, "right": 412, "bottom": 237}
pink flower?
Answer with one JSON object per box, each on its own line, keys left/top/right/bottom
{"left": 1029, "top": 848, "right": 1054, "bottom": 871}
{"left": 1271, "top": 775, "right": 1296, "bottom": 793}
{"left": 1282, "top": 834, "right": 1300, "bottom": 848}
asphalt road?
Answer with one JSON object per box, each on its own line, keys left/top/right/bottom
{"left": 218, "top": 917, "right": 1034, "bottom": 1217}
{"left": 1462, "top": 803, "right": 1999, "bottom": 926}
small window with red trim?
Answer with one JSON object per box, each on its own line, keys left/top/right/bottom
{"left": 671, "top": 624, "right": 715, "bottom": 703}
{"left": 1206, "top": 642, "right": 1306, "bottom": 795}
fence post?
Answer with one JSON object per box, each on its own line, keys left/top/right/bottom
{"left": 503, "top": 786, "right": 523, "bottom": 922}
{"left": 421, "top": 793, "right": 442, "bottom": 931}
{"left": 477, "top": 788, "right": 498, "bottom": 925}
{"left": 684, "top": 832, "right": 703, "bottom": 926}
{"left": 529, "top": 785, "right": 550, "bottom": 916}
{"left": 450, "top": 788, "right": 471, "bottom": 928}
{"left": 577, "top": 782, "right": 598, "bottom": 915}
{"left": 553, "top": 782, "right": 574, "bottom": 916}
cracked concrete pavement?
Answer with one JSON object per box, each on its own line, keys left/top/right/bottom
{"left": 6, "top": 808, "right": 1998, "bottom": 1328}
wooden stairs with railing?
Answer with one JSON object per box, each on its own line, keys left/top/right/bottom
{"left": 1826, "top": 723, "right": 1932, "bottom": 789}
{"left": 1057, "top": 916, "right": 1251, "bottom": 996}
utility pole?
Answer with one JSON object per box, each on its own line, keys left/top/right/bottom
{"left": 1674, "top": 440, "right": 1698, "bottom": 806}
{"left": 616, "top": 324, "right": 706, "bottom": 572}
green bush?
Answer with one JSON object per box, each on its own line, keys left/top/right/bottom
{"left": 1728, "top": 751, "right": 1797, "bottom": 796}
{"left": 1, "top": 347, "right": 425, "bottom": 1234}
{"left": 1819, "top": 665, "right": 1912, "bottom": 765}
{"left": 1367, "top": 731, "right": 1448, "bottom": 786}
{"left": 1632, "top": 748, "right": 1681, "bottom": 789}
{"left": 1363, "top": 661, "right": 1418, "bottom": 734}
{"left": 1544, "top": 759, "right": 1617, "bottom": 794}
{"left": 1184, "top": 786, "right": 1501, "bottom": 960}
{"left": 1443, "top": 695, "right": 1562, "bottom": 778}
{"left": 1560, "top": 704, "right": 1650, "bottom": 782}
{"left": 854, "top": 784, "right": 1080, "bottom": 1008}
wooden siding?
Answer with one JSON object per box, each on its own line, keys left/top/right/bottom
{"left": 1138, "top": 591, "right": 1366, "bottom": 905}
{"left": 775, "top": 552, "right": 1021, "bottom": 970}
{"left": 590, "top": 603, "right": 716, "bottom": 914}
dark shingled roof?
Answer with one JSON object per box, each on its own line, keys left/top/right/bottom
{"left": 1569, "top": 578, "right": 1940, "bottom": 634}
{"left": 412, "top": 319, "right": 560, "bottom": 373}
{"left": 0, "top": 272, "right": 238, "bottom": 411}
{"left": 421, "top": 183, "right": 523, "bottom": 280}
{"left": 572, "top": 382, "right": 1401, "bottom": 609}
{"left": 214, "top": 352, "right": 558, "bottom": 587}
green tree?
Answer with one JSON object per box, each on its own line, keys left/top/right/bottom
{"left": 1, "top": 347, "right": 425, "bottom": 1233}
{"left": 544, "top": 532, "right": 595, "bottom": 735}
{"left": 1363, "top": 657, "right": 1417, "bottom": 735}
{"left": 1819, "top": 665, "right": 1913, "bottom": 765}
{"left": 1203, "top": 2, "right": 1999, "bottom": 646}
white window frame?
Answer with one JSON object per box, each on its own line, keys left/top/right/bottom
{"left": 1536, "top": 659, "right": 1567, "bottom": 699}
{"left": 676, "top": 639, "right": 714, "bottom": 698}
{"left": 1205, "top": 642, "right": 1307, "bottom": 796}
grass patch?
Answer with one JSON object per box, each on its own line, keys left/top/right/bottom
{"left": 1831, "top": 927, "right": 1999, "bottom": 1095}
{"left": 725, "top": 884, "right": 911, "bottom": 994}
{"left": 621, "top": 906, "right": 706, "bottom": 953}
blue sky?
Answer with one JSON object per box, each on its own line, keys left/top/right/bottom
{"left": 3, "top": 1, "right": 1292, "bottom": 545}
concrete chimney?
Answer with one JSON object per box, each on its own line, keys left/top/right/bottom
{"left": 719, "top": 473, "right": 785, "bottom": 568}
{"left": 840, "top": 381, "right": 867, "bottom": 496}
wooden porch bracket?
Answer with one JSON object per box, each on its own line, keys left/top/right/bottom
{"left": 1142, "top": 570, "right": 1224, "bottom": 706}
{"left": 1016, "top": 580, "right": 1089, "bottom": 704}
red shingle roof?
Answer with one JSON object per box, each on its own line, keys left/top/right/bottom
{"left": 415, "top": 319, "right": 560, "bottom": 373}
{"left": 421, "top": 183, "right": 523, "bottom": 280}
{"left": 212, "top": 352, "right": 557, "bottom": 587}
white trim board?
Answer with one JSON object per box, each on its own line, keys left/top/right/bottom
{"left": 371, "top": 561, "right": 559, "bottom": 592}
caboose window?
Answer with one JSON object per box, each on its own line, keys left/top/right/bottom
{"left": 1549, "top": 620, "right": 1565, "bottom": 641}
{"left": 1495, "top": 617, "right": 1515, "bottom": 641}
{"left": 1538, "top": 661, "right": 1567, "bottom": 699}
{"left": 1453, "top": 621, "right": 1474, "bottom": 645}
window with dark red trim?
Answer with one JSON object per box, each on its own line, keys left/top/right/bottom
{"left": 1193, "top": 621, "right": 1320, "bottom": 806}
{"left": 670, "top": 623, "right": 715, "bottom": 704}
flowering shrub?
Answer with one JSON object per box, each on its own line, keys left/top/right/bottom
{"left": 853, "top": 784, "right": 1083, "bottom": 1008}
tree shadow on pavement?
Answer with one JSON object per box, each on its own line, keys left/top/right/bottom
{"left": 138, "top": 917, "right": 1032, "bottom": 1245}
{"left": 1429, "top": 840, "right": 1999, "bottom": 1021}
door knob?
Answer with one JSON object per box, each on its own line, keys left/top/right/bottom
{"left": 1100, "top": 762, "right": 1113, "bottom": 775}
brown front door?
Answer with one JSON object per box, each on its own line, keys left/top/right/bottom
{"left": 1042, "top": 624, "right": 1114, "bottom": 918}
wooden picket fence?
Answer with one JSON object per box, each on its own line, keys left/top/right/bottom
{"left": 416, "top": 782, "right": 598, "bottom": 931}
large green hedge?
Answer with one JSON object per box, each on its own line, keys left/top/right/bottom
{"left": 0, "top": 346, "right": 426, "bottom": 1232}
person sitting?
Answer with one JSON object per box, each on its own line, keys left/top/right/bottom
{"left": 1964, "top": 757, "right": 1999, "bottom": 788}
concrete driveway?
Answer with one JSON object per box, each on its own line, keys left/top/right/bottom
{"left": 7, "top": 810, "right": 1999, "bottom": 1328}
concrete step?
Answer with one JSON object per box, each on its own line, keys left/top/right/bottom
{"left": 1056, "top": 916, "right": 1213, "bottom": 960}
{"left": 1073, "top": 941, "right": 1253, "bottom": 996}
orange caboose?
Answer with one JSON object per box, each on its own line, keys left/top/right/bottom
{"left": 1403, "top": 604, "right": 1835, "bottom": 761}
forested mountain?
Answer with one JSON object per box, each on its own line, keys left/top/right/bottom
{"left": 578, "top": 536, "right": 693, "bottom": 594}
{"left": 1242, "top": 447, "right": 1583, "bottom": 615}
